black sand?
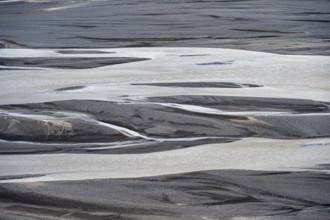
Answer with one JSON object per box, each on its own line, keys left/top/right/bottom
{"left": 0, "top": 0, "right": 330, "bottom": 55}
{"left": 1, "top": 170, "right": 329, "bottom": 219}
{"left": 0, "top": 96, "right": 329, "bottom": 154}
{"left": 132, "top": 82, "right": 262, "bottom": 88}
{"left": 0, "top": 57, "right": 150, "bottom": 69}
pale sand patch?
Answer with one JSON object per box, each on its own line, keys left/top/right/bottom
{"left": 0, "top": 47, "right": 329, "bottom": 105}
{"left": 1, "top": 138, "right": 329, "bottom": 183}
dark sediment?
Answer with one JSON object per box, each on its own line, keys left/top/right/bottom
{"left": 0, "top": 170, "right": 329, "bottom": 219}
{"left": 0, "top": 138, "right": 235, "bottom": 155}
{"left": 0, "top": 174, "right": 45, "bottom": 181}
{"left": 0, "top": 0, "right": 329, "bottom": 55}
{"left": 0, "top": 57, "right": 150, "bottom": 69}
{"left": 179, "top": 54, "right": 210, "bottom": 57}
{"left": 1, "top": 1, "right": 329, "bottom": 219}
{"left": 0, "top": 96, "right": 329, "bottom": 154}
{"left": 0, "top": 39, "right": 26, "bottom": 49}
{"left": 147, "top": 95, "right": 330, "bottom": 113}
{"left": 57, "top": 50, "right": 115, "bottom": 54}
{"left": 55, "top": 86, "right": 86, "bottom": 92}
{"left": 196, "top": 61, "right": 234, "bottom": 65}
{"left": 0, "top": 68, "right": 32, "bottom": 71}
{"left": 132, "top": 82, "right": 262, "bottom": 88}
{"left": 0, "top": 110, "right": 129, "bottom": 143}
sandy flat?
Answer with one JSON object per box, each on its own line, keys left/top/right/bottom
{"left": 0, "top": 1, "right": 330, "bottom": 219}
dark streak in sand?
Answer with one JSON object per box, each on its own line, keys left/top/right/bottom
{"left": 0, "top": 68, "right": 32, "bottom": 71}
{"left": 57, "top": 50, "right": 115, "bottom": 54}
{"left": 0, "top": 57, "right": 150, "bottom": 69}
{"left": 0, "top": 174, "right": 45, "bottom": 181}
{"left": 77, "top": 36, "right": 209, "bottom": 43}
{"left": 179, "top": 54, "right": 210, "bottom": 57}
{"left": 196, "top": 61, "right": 234, "bottom": 65}
{"left": 55, "top": 86, "right": 86, "bottom": 92}
{"left": 230, "top": 28, "right": 306, "bottom": 34}
{"left": 132, "top": 82, "right": 262, "bottom": 88}
{"left": 291, "top": 19, "right": 330, "bottom": 23}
